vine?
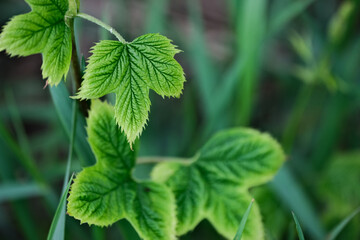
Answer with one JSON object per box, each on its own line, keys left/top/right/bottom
{"left": 0, "top": 0, "right": 285, "bottom": 239}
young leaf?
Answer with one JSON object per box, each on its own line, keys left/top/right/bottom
{"left": 0, "top": 0, "right": 73, "bottom": 85}
{"left": 75, "top": 34, "right": 185, "bottom": 146}
{"left": 152, "top": 128, "right": 285, "bottom": 240}
{"left": 67, "top": 100, "right": 176, "bottom": 240}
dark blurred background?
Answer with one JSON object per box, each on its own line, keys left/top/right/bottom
{"left": 0, "top": 0, "right": 360, "bottom": 239}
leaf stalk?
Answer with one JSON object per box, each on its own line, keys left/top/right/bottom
{"left": 136, "top": 156, "right": 195, "bottom": 165}
{"left": 76, "top": 13, "right": 126, "bottom": 43}
{"left": 68, "top": 17, "right": 89, "bottom": 116}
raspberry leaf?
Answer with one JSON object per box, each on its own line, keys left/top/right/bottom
{"left": 0, "top": 0, "right": 73, "bottom": 85}
{"left": 152, "top": 128, "right": 285, "bottom": 240}
{"left": 67, "top": 100, "right": 176, "bottom": 240}
{"left": 75, "top": 34, "right": 185, "bottom": 146}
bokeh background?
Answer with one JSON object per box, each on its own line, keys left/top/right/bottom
{"left": 0, "top": 0, "right": 360, "bottom": 239}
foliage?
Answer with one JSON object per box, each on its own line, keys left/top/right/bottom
{"left": 1, "top": 0, "right": 359, "bottom": 239}
{"left": 75, "top": 34, "right": 185, "bottom": 146}
{"left": 0, "top": 0, "right": 185, "bottom": 145}
{"left": 0, "top": 0, "right": 73, "bottom": 85}
{"left": 67, "top": 100, "right": 176, "bottom": 240}
{"left": 67, "top": 101, "right": 285, "bottom": 240}
{"left": 152, "top": 128, "right": 285, "bottom": 239}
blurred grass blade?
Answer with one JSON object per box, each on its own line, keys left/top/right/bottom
{"left": 49, "top": 82, "right": 95, "bottom": 166}
{"left": 47, "top": 174, "right": 74, "bottom": 240}
{"left": 281, "top": 85, "right": 313, "bottom": 153}
{"left": 185, "top": 0, "right": 218, "bottom": 120}
{"left": 326, "top": 207, "right": 360, "bottom": 240}
{"left": 271, "top": 166, "right": 325, "bottom": 240}
{"left": 292, "top": 212, "right": 305, "bottom": 240}
{"left": 233, "top": 199, "right": 254, "bottom": 240}
{"left": 311, "top": 95, "right": 350, "bottom": 171}
{"left": 235, "top": 0, "right": 266, "bottom": 126}
{"left": 62, "top": 98, "right": 77, "bottom": 191}
{"left": 0, "top": 183, "right": 47, "bottom": 202}
{"left": 0, "top": 140, "right": 40, "bottom": 240}
{"left": 0, "top": 119, "right": 57, "bottom": 208}
{"left": 207, "top": 57, "right": 244, "bottom": 131}
{"left": 99, "top": 3, "right": 111, "bottom": 40}
{"left": 328, "top": 1, "right": 355, "bottom": 46}
{"left": 5, "top": 89, "right": 33, "bottom": 161}
{"left": 50, "top": 96, "right": 77, "bottom": 240}
{"left": 145, "top": 0, "right": 168, "bottom": 33}
{"left": 50, "top": 81, "right": 78, "bottom": 240}
{"left": 269, "top": 0, "right": 314, "bottom": 36}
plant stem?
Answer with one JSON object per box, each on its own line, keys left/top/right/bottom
{"left": 76, "top": 13, "right": 126, "bottom": 43}
{"left": 137, "top": 156, "right": 191, "bottom": 165}
{"left": 69, "top": 17, "right": 89, "bottom": 116}
{"left": 62, "top": 96, "right": 77, "bottom": 192}
{"left": 281, "top": 85, "right": 313, "bottom": 153}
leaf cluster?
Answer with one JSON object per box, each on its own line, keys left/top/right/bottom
{"left": 68, "top": 100, "right": 285, "bottom": 240}
{"left": 0, "top": 0, "right": 185, "bottom": 145}
{"left": 0, "top": 0, "right": 72, "bottom": 85}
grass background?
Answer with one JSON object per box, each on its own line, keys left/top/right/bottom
{"left": 0, "top": 0, "right": 359, "bottom": 239}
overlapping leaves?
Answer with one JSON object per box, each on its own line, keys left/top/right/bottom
{"left": 152, "top": 128, "right": 285, "bottom": 240}
{"left": 0, "top": 0, "right": 73, "bottom": 85}
{"left": 66, "top": 101, "right": 284, "bottom": 240}
{"left": 67, "top": 100, "right": 176, "bottom": 240}
{"left": 75, "top": 34, "right": 185, "bottom": 146}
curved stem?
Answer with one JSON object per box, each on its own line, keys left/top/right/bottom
{"left": 62, "top": 95, "right": 77, "bottom": 192}
{"left": 281, "top": 85, "right": 313, "bottom": 153}
{"left": 76, "top": 13, "right": 126, "bottom": 43}
{"left": 69, "top": 17, "right": 89, "bottom": 116}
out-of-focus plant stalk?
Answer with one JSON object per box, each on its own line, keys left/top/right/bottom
{"left": 281, "top": 85, "right": 313, "bottom": 153}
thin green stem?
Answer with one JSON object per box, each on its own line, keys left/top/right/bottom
{"left": 76, "top": 13, "right": 126, "bottom": 43}
{"left": 136, "top": 156, "right": 192, "bottom": 165}
{"left": 69, "top": 17, "right": 89, "bottom": 117}
{"left": 62, "top": 98, "right": 77, "bottom": 192}
{"left": 281, "top": 85, "right": 313, "bottom": 153}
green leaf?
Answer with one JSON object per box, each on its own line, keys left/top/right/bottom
{"left": 152, "top": 128, "right": 285, "bottom": 240}
{"left": 0, "top": 0, "right": 72, "bottom": 85}
{"left": 75, "top": 34, "right": 185, "bottom": 146}
{"left": 67, "top": 100, "right": 176, "bottom": 240}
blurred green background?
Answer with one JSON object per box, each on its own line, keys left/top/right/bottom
{"left": 0, "top": 0, "right": 359, "bottom": 239}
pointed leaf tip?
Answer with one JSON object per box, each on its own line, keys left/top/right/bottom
{"left": 76, "top": 34, "right": 185, "bottom": 145}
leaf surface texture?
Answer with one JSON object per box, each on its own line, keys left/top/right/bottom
{"left": 152, "top": 128, "right": 285, "bottom": 240}
{"left": 0, "top": 0, "right": 72, "bottom": 85}
{"left": 76, "top": 34, "right": 185, "bottom": 145}
{"left": 67, "top": 100, "right": 176, "bottom": 240}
